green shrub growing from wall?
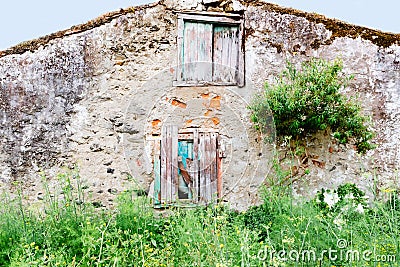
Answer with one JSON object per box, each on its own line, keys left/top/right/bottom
{"left": 249, "top": 58, "right": 375, "bottom": 154}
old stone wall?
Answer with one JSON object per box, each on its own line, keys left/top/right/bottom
{"left": 0, "top": 0, "right": 399, "bottom": 209}
{"left": 244, "top": 3, "right": 400, "bottom": 198}
{"left": 0, "top": 2, "right": 178, "bottom": 207}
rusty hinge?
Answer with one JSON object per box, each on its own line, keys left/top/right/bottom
{"left": 218, "top": 149, "right": 226, "bottom": 158}
{"left": 217, "top": 138, "right": 226, "bottom": 158}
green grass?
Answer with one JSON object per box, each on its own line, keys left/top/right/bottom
{"left": 0, "top": 173, "right": 399, "bottom": 266}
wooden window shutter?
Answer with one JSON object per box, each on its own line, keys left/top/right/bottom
{"left": 175, "top": 13, "right": 245, "bottom": 87}
{"left": 213, "top": 25, "right": 240, "bottom": 84}
{"left": 154, "top": 127, "right": 220, "bottom": 207}
{"left": 182, "top": 22, "right": 213, "bottom": 82}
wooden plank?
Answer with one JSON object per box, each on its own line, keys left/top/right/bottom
{"left": 204, "top": 133, "right": 212, "bottom": 203}
{"left": 237, "top": 19, "right": 245, "bottom": 87}
{"left": 213, "top": 25, "right": 239, "bottom": 84}
{"left": 230, "top": 26, "right": 240, "bottom": 83}
{"left": 176, "top": 17, "right": 185, "bottom": 82}
{"left": 212, "top": 25, "right": 223, "bottom": 83}
{"left": 217, "top": 154, "right": 222, "bottom": 199}
{"left": 178, "top": 13, "right": 242, "bottom": 23}
{"left": 210, "top": 133, "right": 218, "bottom": 201}
{"left": 197, "top": 23, "right": 213, "bottom": 82}
{"left": 153, "top": 140, "right": 161, "bottom": 206}
{"left": 178, "top": 133, "right": 194, "bottom": 140}
{"left": 166, "top": 126, "right": 172, "bottom": 202}
{"left": 223, "top": 26, "right": 233, "bottom": 82}
{"left": 172, "top": 80, "right": 237, "bottom": 87}
{"left": 178, "top": 128, "right": 200, "bottom": 134}
{"left": 187, "top": 142, "right": 193, "bottom": 159}
{"left": 171, "top": 125, "right": 178, "bottom": 202}
{"left": 160, "top": 126, "right": 168, "bottom": 204}
{"left": 192, "top": 129, "right": 199, "bottom": 202}
{"left": 183, "top": 21, "right": 198, "bottom": 82}
{"left": 217, "top": 136, "right": 223, "bottom": 199}
{"left": 199, "top": 133, "right": 206, "bottom": 203}
{"left": 183, "top": 21, "right": 213, "bottom": 82}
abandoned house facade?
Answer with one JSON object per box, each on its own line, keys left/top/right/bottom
{"left": 0, "top": 0, "right": 399, "bottom": 210}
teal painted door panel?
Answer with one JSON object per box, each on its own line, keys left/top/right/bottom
{"left": 178, "top": 140, "right": 193, "bottom": 199}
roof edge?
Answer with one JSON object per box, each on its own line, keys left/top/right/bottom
{"left": 0, "top": 0, "right": 399, "bottom": 58}
{"left": 243, "top": 0, "right": 400, "bottom": 48}
{"left": 0, "top": 1, "right": 160, "bottom": 58}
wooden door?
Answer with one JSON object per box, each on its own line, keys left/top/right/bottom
{"left": 154, "top": 127, "right": 219, "bottom": 207}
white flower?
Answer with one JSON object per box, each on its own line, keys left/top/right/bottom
{"left": 333, "top": 216, "right": 346, "bottom": 230}
{"left": 340, "top": 205, "right": 350, "bottom": 213}
{"left": 323, "top": 191, "right": 339, "bottom": 208}
{"left": 344, "top": 193, "right": 355, "bottom": 200}
{"left": 355, "top": 203, "right": 364, "bottom": 213}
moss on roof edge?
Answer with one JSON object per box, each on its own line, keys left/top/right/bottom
{"left": 0, "top": 2, "right": 160, "bottom": 58}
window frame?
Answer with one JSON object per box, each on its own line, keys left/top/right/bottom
{"left": 174, "top": 12, "right": 245, "bottom": 87}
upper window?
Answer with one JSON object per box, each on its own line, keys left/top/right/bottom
{"left": 174, "top": 12, "right": 245, "bottom": 87}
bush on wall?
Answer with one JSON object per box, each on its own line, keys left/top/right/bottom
{"left": 249, "top": 58, "right": 375, "bottom": 154}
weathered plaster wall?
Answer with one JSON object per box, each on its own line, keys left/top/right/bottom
{"left": 0, "top": 2, "right": 178, "bottom": 206}
{"left": 0, "top": 0, "right": 399, "bottom": 209}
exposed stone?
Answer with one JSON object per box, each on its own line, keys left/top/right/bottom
{"left": 163, "top": 0, "right": 203, "bottom": 10}
{"left": 107, "top": 188, "right": 118, "bottom": 195}
{"left": 92, "top": 201, "right": 104, "bottom": 208}
{"left": 37, "top": 192, "right": 44, "bottom": 200}
{"left": 231, "top": 0, "right": 245, "bottom": 11}
{"left": 203, "top": 0, "right": 219, "bottom": 4}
